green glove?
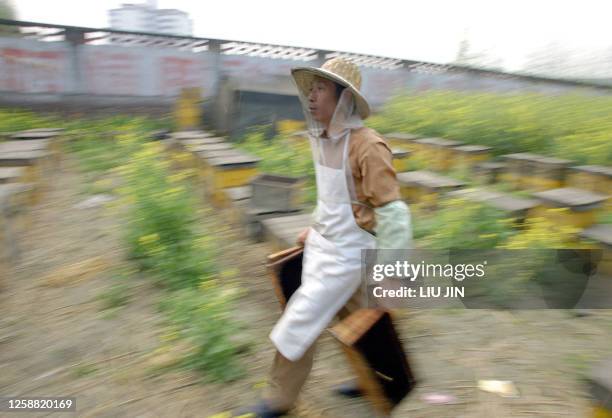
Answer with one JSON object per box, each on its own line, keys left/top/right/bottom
{"left": 374, "top": 200, "right": 413, "bottom": 249}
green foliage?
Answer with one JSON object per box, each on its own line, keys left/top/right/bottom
{"left": 97, "top": 269, "right": 133, "bottom": 312}
{"left": 159, "top": 283, "right": 246, "bottom": 382}
{"left": 117, "top": 138, "right": 218, "bottom": 290}
{"left": 0, "top": 109, "right": 59, "bottom": 133}
{"left": 73, "top": 364, "right": 98, "bottom": 378}
{"left": 498, "top": 210, "right": 579, "bottom": 249}
{"left": 0, "top": 110, "right": 171, "bottom": 174}
{"left": 65, "top": 117, "right": 169, "bottom": 174}
{"left": 413, "top": 198, "right": 585, "bottom": 307}
{"left": 415, "top": 198, "right": 516, "bottom": 249}
{"left": 368, "top": 90, "right": 612, "bottom": 165}
{"left": 597, "top": 211, "right": 612, "bottom": 225}
{"left": 98, "top": 280, "right": 130, "bottom": 311}
{"left": 113, "top": 134, "right": 244, "bottom": 381}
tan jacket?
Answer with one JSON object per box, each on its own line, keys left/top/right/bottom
{"left": 347, "top": 127, "right": 401, "bottom": 232}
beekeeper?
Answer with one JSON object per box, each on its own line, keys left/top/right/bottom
{"left": 236, "top": 57, "right": 412, "bottom": 418}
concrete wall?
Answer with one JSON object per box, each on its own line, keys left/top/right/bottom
{"left": 1, "top": 36, "right": 611, "bottom": 133}
{"left": 0, "top": 38, "right": 217, "bottom": 96}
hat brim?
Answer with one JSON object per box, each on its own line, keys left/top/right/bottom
{"left": 291, "top": 66, "right": 370, "bottom": 120}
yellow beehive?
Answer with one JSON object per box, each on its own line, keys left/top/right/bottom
{"left": 568, "top": 166, "right": 601, "bottom": 191}
{"left": 524, "top": 155, "right": 572, "bottom": 192}
{"left": 410, "top": 138, "right": 437, "bottom": 167}
{"left": 198, "top": 151, "right": 261, "bottom": 207}
{"left": 568, "top": 165, "right": 612, "bottom": 198}
{"left": 397, "top": 170, "right": 465, "bottom": 210}
{"left": 170, "top": 137, "right": 227, "bottom": 170}
{"left": 384, "top": 132, "right": 421, "bottom": 151}
{"left": 195, "top": 148, "right": 241, "bottom": 179}
{"left": 472, "top": 161, "right": 506, "bottom": 185}
{"left": 532, "top": 187, "right": 608, "bottom": 230}
{"left": 500, "top": 153, "right": 538, "bottom": 190}
{"left": 174, "top": 87, "right": 202, "bottom": 130}
{"left": 430, "top": 138, "right": 463, "bottom": 172}
{"left": 413, "top": 138, "right": 463, "bottom": 172}
{"left": 185, "top": 143, "right": 234, "bottom": 191}
{"left": 453, "top": 145, "right": 492, "bottom": 173}
{"left": 391, "top": 148, "right": 411, "bottom": 173}
{"left": 447, "top": 187, "right": 540, "bottom": 224}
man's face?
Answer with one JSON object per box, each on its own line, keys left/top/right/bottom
{"left": 307, "top": 76, "right": 339, "bottom": 127}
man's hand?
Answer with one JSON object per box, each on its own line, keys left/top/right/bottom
{"left": 296, "top": 227, "right": 310, "bottom": 247}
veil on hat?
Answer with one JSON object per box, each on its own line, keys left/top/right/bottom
{"left": 294, "top": 79, "right": 364, "bottom": 169}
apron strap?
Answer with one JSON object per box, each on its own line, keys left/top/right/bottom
{"left": 351, "top": 199, "right": 373, "bottom": 209}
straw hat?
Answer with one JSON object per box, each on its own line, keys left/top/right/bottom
{"left": 291, "top": 57, "right": 370, "bottom": 119}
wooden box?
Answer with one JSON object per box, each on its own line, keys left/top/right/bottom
{"left": 453, "top": 144, "right": 492, "bottom": 173}
{"left": 385, "top": 132, "right": 421, "bottom": 151}
{"left": 526, "top": 155, "right": 572, "bottom": 191}
{"left": 391, "top": 148, "right": 411, "bottom": 173}
{"left": 532, "top": 187, "right": 608, "bottom": 229}
{"left": 250, "top": 174, "right": 303, "bottom": 212}
{"left": 397, "top": 170, "right": 465, "bottom": 210}
{"left": 330, "top": 309, "right": 417, "bottom": 416}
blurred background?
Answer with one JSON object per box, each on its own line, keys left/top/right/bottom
{"left": 0, "top": 1, "right": 611, "bottom": 417}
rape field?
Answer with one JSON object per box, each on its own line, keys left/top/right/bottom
{"left": 0, "top": 93, "right": 610, "bottom": 417}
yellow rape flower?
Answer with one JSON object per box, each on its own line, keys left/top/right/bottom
{"left": 138, "top": 233, "right": 160, "bottom": 246}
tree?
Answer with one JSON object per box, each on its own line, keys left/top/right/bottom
{"left": 0, "top": 0, "right": 20, "bottom": 36}
{"left": 454, "top": 31, "right": 505, "bottom": 71}
{"left": 0, "top": 0, "right": 16, "bottom": 19}
{"left": 522, "top": 42, "right": 612, "bottom": 82}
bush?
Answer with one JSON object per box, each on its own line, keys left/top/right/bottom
{"left": 159, "top": 282, "right": 246, "bottom": 382}
{"left": 415, "top": 198, "right": 516, "bottom": 249}
{"left": 115, "top": 135, "right": 246, "bottom": 381}
{"left": 65, "top": 117, "right": 169, "bottom": 174}
{"left": 0, "top": 109, "right": 60, "bottom": 133}
{"left": 368, "top": 90, "right": 612, "bottom": 165}
{"left": 117, "top": 138, "right": 218, "bottom": 290}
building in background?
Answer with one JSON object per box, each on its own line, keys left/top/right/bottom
{"left": 108, "top": 0, "right": 192, "bottom": 41}
{"left": 155, "top": 8, "right": 192, "bottom": 36}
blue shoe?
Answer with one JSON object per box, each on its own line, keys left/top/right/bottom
{"left": 333, "top": 381, "right": 364, "bottom": 398}
{"left": 232, "top": 400, "right": 289, "bottom": 418}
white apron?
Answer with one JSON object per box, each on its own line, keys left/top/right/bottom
{"left": 270, "top": 130, "right": 376, "bottom": 361}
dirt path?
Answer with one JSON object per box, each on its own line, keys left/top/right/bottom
{"left": 0, "top": 153, "right": 367, "bottom": 418}
{"left": 1, "top": 152, "right": 611, "bottom": 418}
